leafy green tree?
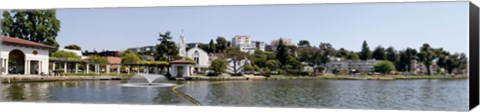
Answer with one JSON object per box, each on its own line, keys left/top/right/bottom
{"left": 298, "top": 47, "right": 318, "bottom": 66}
{"left": 372, "top": 46, "right": 386, "bottom": 60}
{"left": 244, "top": 62, "right": 254, "bottom": 72}
{"left": 156, "top": 31, "right": 178, "bottom": 61}
{"left": 385, "top": 46, "right": 399, "bottom": 63}
{"left": 88, "top": 56, "right": 109, "bottom": 64}
{"left": 346, "top": 52, "right": 360, "bottom": 61}
{"left": 121, "top": 52, "right": 141, "bottom": 64}
{"left": 418, "top": 44, "right": 437, "bottom": 75}
{"left": 216, "top": 36, "right": 228, "bottom": 53}
{"left": 197, "top": 43, "right": 209, "bottom": 52}
{"left": 210, "top": 58, "right": 228, "bottom": 75}
{"left": 64, "top": 44, "right": 81, "bottom": 50}
{"left": 251, "top": 50, "right": 267, "bottom": 68}
{"left": 374, "top": 61, "right": 396, "bottom": 74}
{"left": 225, "top": 47, "right": 247, "bottom": 75}
{"left": 276, "top": 39, "right": 289, "bottom": 65}
{"left": 297, "top": 40, "right": 311, "bottom": 47}
{"left": 360, "top": 40, "right": 372, "bottom": 60}
{"left": 51, "top": 50, "right": 80, "bottom": 60}
{"left": 336, "top": 48, "right": 349, "bottom": 58}
{"left": 266, "top": 60, "right": 280, "bottom": 71}
{"left": 208, "top": 39, "right": 216, "bottom": 53}
{"left": 1, "top": 10, "right": 61, "bottom": 48}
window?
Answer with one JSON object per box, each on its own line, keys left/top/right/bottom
{"left": 194, "top": 51, "right": 200, "bottom": 64}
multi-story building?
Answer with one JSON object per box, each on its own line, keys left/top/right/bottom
{"left": 410, "top": 60, "right": 439, "bottom": 74}
{"left": 326, "top": 59, "right": 380, "bottom": 73}
{"left": 231, "top": 35, "right": 266, "bottom": 54}
{"left": 252, "top": 41, "right": 266, "bottom": 52}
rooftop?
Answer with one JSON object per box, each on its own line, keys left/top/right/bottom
{"left": 1, "top": 36, "right": 56, "bottom": 49}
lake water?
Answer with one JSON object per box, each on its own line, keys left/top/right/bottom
{"left": 0, "top": 79, "right": 468, "bottom": 111}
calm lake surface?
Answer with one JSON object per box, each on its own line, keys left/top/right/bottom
{"left": 0, "top": 79, "right": 468, "bottom": 111}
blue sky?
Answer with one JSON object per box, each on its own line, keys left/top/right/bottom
{"left": 51, "top": 1, "right": 469, "bottom": 55}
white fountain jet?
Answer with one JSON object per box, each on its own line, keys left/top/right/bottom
{"left": 137, "top": 73, "right": 165, "bottom": 85}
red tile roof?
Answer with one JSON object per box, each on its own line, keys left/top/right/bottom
{"left": 170, "top": 59, "right": 194, "bottom": 64}
{"left": 1, "top": 36, "right": 56, "bottom": 49}
{"left": 106, "top": 56, "right": 122, "bottom": 64}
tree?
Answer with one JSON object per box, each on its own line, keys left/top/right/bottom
{"left": 210, "top": 58, "right": 228, "bottom": 75}
{"left": 216, "top": 36, "right": 228, "bottom": 53}
{"left": 372, "top": 46, "right": 386, "bottom": 60}
{"left": 208, "top": 39, "right": 216, "bottom": 53}
{"left": 360, "top": 40, "right": 372, "bottom": 60}
{"left": 297, "top": 40, "right": 311, "bottom": 48}
{"left": 225, "top": 47, "right": 248, "bottom": 75}
{"left": 64, "top": 44, "right": 81, "bottom": 50}
{"left": 346, "top": 52, "right": 360, "bottom": 61}
{"left": 1, "top": 10, "right": 61, "bottom": 48}
{"left": 121, "top": 52, "right": 141, "bottom": 64}
{"left": 276, "top": 39, "right": 289, "bottom": 65}
{"left": 51, "top": 50, "right": 80, "bottom": 60}
{"left": 251, "top": 50, "right": 267, "bottom": 68}
{"left": 318, "top": 42, "right": 335, "bottom": 65}
{"left": 374, "top": 61, "right": 396, "bottom": 74}
{"left": 298, "top": 47, "right": 318, "bottom": 66}
{"left": 156, "top": 31, "right": 178, "bottom": 61}
{"left": 418, "top": 44, "right": 436, "bottom": 75}
{"left": 244, "top": 62, "right": 254, "bottom": 72}
{"left": 385, "top": 46, "right": 399, "bottom": 63}
{"left": 266, "top": 60, "right": 280, "bottom": 71}
{"left": 88, "top": 56, "right": 109, "bottom": 64}
{"left": 397, "top": 48, "right": 418, "bottom": 72}
{"left": 336, "top": 48, "right": 349, "bottom": 58}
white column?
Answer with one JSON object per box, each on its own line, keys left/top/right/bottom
{"left": 5, "top": 58, "right": 8, "bottom": 75}
{"left": 106, "top": 65, "right": 110, "bottom": 74}
{"left": 137, "top": 65, "right": 140, "bottom": 74}
{"left": 117, "top": 65, "right": 121, "bottom": 74}
{"left": 64, "top": 62, "right": 67, "bottom": 73}
{"left": 184, "top": 65, "right": 189, "bottom": 77}
{"left": 24, "top": 60, "right": 28, "bottom": 74}
{"left": 75, "top": 63, "right": 79, "bottom": 73}
{"left": 127, "top": 65, "right": 131, "bottom": 74}
{"left": 86, "top": 64, "right": 90, "bottom": 73}
{"left": 95, "top": 64, "right": 100, "bottom": 74}
{"left": 1, "top": 58, "right": 4, "bottom": 75}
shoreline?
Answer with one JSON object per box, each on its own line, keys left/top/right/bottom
{"left": 0, "top": 74, "right": 468, "bottom": 83}
{"left": 0, "top": 75, "right": 132, "bottom": 83}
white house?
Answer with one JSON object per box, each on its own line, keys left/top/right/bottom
{"left": 186, "top": 47, "right": 210, "bottom": 69}
{"left": 177, "top": 33, "right": 210, "bottom": 71}
{"left": 0, "top": 36, "right": 55, "bottom": 75}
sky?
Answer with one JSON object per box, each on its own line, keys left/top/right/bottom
{"left": 27, "top": 2, "right": 474, "bottom": 54}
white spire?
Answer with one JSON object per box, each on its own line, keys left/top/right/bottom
{"left": 178, "top": 29, "right": 187, "bottom": 57}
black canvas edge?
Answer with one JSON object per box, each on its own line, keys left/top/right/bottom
{"left": 470, "top": 1, "right": 479, "bottom": 110}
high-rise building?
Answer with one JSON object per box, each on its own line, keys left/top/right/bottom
{"left": 231, "top": 35, "right": 256, "bottom": 54}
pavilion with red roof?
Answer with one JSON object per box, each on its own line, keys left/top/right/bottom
{"left": 0, "top": 36, "right": 56, "bottom": 75}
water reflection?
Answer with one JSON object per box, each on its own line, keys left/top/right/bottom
{"left": 0, "top": 79, "right": 469, "bottom": 111}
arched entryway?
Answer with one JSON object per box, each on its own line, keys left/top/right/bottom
{"left": 8, "top": 49, "right": 25, "bottom": 74}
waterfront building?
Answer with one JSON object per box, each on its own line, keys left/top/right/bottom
{"left": 0, "top": 36, "right": 55, "bottom": 75}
